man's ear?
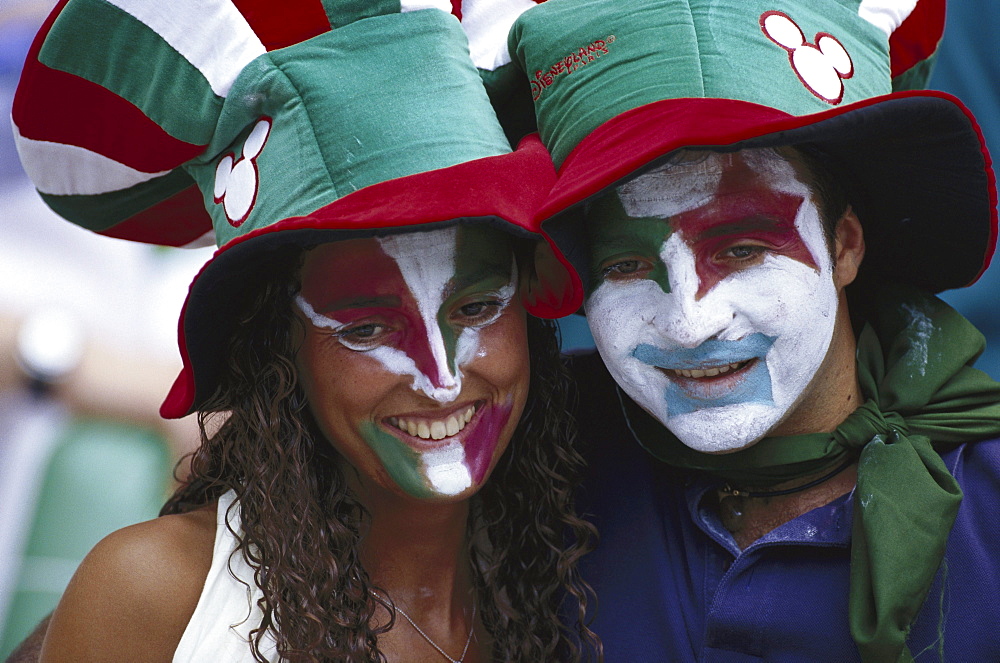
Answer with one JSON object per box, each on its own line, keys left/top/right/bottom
{"left": 833, "top": 206, "right": 865, "bottom": 289}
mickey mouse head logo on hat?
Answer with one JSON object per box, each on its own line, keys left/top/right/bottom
{"left": 760, "top": 11, "right": 854, "bottom": 105}
{"left": 214, "top": 118, "right": 272, "bottom": 227}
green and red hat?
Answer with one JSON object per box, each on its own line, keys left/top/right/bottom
{"left": 13, "top": 0, "right": 577, "bottom": 418}
{"left": 498, "top": 0, "right": 995, "bottom": 312}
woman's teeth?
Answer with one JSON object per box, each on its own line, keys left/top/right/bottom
{"left": 670, "top": 360, "right": 748, "bottom": 379}
{"left": 388, "top": 405, "right": 477, "bottom": 440}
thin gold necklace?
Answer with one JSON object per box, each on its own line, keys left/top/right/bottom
{"left": 372, "top": 591, "right": 476, "bottom": 663}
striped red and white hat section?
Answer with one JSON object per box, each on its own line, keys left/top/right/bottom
{"left": 11, "top": 0, "right": 544, "bottom": 248}
{"left": 13, "top": 0, "right": 582, "bottom": 417}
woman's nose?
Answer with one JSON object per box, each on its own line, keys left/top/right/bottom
{"left": 408, "top": 323, "right": 462, "bottom": 403}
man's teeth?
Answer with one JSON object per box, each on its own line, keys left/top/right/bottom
{"left": 388, "top": 406, "right": 476, "bottom": 440}
{"left": 671, "top": 361, "right": 747, "bottom": 379}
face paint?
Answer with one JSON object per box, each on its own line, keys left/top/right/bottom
{"left": 298, "top": 226, "right": 509, "bottom": 402}
{"left": 585, "top": 149, "right": 839, "bottom": 452}
{"left": 295, "top": 226, "right": 528, "bottom": 500}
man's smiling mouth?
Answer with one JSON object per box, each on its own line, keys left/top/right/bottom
{"left": 666, "top": 359, "right": 754, "bottom": 379}
{"left": 385, "top": 402, "right": 482, "bottom": 441}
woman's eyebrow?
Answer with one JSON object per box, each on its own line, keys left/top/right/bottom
{"left": 447, "top": 261, "right": 515, "bottom": 294}
{"left": 312, "top": 294, "right": 403, "bottom": 313}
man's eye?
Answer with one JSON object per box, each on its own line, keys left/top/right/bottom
{"left": 720, "top": 245, "right": 766, "bottom": 262}
{"left": 600, "top": 258, "right": 650, "bottom": 280}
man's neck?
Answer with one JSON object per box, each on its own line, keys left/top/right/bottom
{"left": 717, "top": 462, "right": 858, "bottom": 550}
{"left": 718, "top": 298, "right": 863, "bottom": 548}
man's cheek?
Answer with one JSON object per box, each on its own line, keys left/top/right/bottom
{"left": 712, "top": 256, "right": 820, "bottom": 317}
{"left": 588, "top": 282, "right": 654, "bottom": 349}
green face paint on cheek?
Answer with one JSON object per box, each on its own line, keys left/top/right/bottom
{"left": 359, "top": 421, "right": 435, "bottom": 499}
{"left": 586, "top": 192, "right": 672, "bottom": 296}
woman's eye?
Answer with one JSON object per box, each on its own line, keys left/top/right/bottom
{"left": 454, "top": 299, "right": 505, "bottom": 327}
{"left": 335, "top": 323, "right": 389, "bottom": 350}
{"left": 460, "top": 302, "right": 489, "bottom": 316}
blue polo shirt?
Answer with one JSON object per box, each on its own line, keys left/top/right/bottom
{"left": 570, "top": 353, "right": 1000, "bottom": 662}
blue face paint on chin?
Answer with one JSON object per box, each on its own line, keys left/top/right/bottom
{"left": 633, "top": 334, "right": 777, "bottom": 416}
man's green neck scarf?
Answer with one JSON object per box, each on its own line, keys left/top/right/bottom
{"left": 620, "top": 284, "right": 1000, "bottom": 662}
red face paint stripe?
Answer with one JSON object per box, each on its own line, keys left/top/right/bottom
{"left": 673, "top": 189, "right": 816, "bottom": 299}
{"left": 301, "top": 241, "right": 454, "bottom": 391}
{"left": 230, "top": 0, "right": 331, "bottom": 51}
{"left": 13, "top": 61, "right": 204, "bottom": 172}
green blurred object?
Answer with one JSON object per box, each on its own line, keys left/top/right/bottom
{"left": 0, "top": 419, "right": 170, "bottom": 659}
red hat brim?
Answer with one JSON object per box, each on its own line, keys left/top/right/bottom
{"left": 539, "top": 92, "right": 997, "bottom": 312}
{"left": 161, "top": 134, "right": 572, "bottom": 418}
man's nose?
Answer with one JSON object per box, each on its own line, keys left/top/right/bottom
{"left": 649, "top": 242, "right": 733, "bottom": 348}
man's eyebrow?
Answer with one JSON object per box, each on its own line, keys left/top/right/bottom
{"left": 589, "top": 218, "right": 672, "bottom": 255}
{"left": 694, "top": 216, "right": 791, "bottom": 240}
{"left": 590, "top": 237, "right": 649, "bottom": 262}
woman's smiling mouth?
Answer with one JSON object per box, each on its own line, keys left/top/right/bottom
{"left": 385, "top": 401, "right": 483, "bottom": 441}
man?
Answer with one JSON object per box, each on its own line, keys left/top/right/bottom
{"left": 502, "top": 1, "right": 1000, "bottom": 661}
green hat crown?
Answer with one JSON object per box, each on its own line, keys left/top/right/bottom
{"left": 195, "top": 10, "right": 510, "bottom": 246}
{"left": 15, "top": 1, "right": 576, "bottom": 418}
{"left": 511, "top": 0, "right": 902, "bottom": 166}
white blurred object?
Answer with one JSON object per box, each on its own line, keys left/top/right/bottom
{"left": 0, "top": 308, "right": 79, "bottom": 632}
{"left": 0, "top": 180, "right": 214, "bottom": 365}
{"left": 15, "top": 308, "right": 85, "bottom": 383}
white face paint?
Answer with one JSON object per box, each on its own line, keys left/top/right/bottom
{"left": 294, "top": 225, "right": 525, "bottom": 500}
{"left": 585, "top": 149, "right": 839, "bottom": 452}
{"left": 296, "top": 226, "right": 516, "bottom": 403}
{"left": 377, "top": 229, "right": 466, "bottom": 402}
{"left": 421, "top": 439, "right": 474, "bottom": 495}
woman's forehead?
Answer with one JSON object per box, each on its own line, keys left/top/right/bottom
{"left": 298, "top": 225, "right": 514, "bottom": 306}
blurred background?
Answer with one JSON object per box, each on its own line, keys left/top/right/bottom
{"left": 0, "top": 1, "right": 209, "bottom": 655}
{"left": 0, "top": 1, "right": 997, "bottom": 657}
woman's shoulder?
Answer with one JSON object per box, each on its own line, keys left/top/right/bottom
{"left": 40, "top": 504, "right": 218, "bottom": 662}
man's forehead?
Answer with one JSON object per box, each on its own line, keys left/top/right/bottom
{"left": 585, "top": 197, "right": 671, "bottom": 251}
{"left": 625, "top": 149, "right": 800, "bottom": 212}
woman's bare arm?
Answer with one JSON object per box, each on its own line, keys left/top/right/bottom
{"left": 38, "top": 509, "right": 215, "bottom": 663}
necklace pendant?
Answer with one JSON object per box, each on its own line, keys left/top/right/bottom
{"left": 718, "top": 494, "right": 745, "bottom": 532}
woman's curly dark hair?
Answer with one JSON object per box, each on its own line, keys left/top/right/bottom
{"left": 161, "top": 244, "right": 602, "bottom": 662}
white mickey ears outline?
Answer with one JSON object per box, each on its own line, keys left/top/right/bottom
{"left": 214, "top": 117, "right": 272, "bottom": 228}
{"left": 760, "top": 11, "right": 854, "bottom": 105}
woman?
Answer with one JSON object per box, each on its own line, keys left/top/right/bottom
{"left": 40, "top": 226, "right": 598, "bottom": 662}
{"left": 14, "top": 2, "right": 599, "bottom": 661}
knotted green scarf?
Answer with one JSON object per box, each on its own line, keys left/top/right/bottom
{"left": 621, "top": 284, "right": 1000, "bottom": 662}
